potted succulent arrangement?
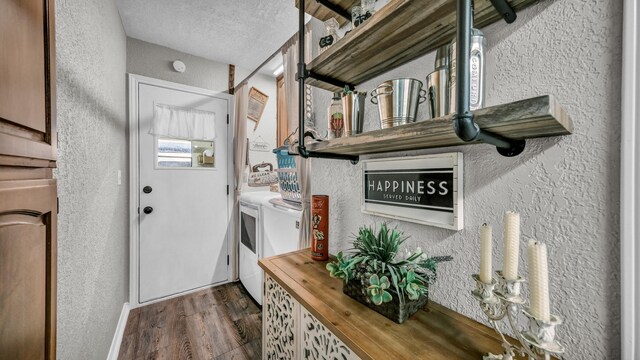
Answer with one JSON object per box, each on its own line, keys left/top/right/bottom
{"left": 326, "top": 223, "right": 452, "bottom": 324}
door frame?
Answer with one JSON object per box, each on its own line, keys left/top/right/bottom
{"left": 622, "top": 0, "right": 639, "bottom": 357}
{"left": 127, "top": 74, "right": 235, "bottom": 308}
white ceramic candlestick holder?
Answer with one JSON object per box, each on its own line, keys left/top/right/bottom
{"left": 472, "top": 271, "right": 565, "bottom": 360}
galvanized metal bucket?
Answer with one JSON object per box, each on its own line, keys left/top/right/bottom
{"left": 370, "top": 78, "right": 426, "bottom": 129}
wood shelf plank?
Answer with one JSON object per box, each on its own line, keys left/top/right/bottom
{"left": 306, "top": 95, "right": 572, "bottom": 155}
{"left": 295, "top": 0, "right": 360, "bottom": 27}
{"left": 306, "top": 0, "right": 539, "bottom": 92}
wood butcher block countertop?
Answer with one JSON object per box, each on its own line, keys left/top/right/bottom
{"left": 259, "top": 249, "right": 515, "bottom": 360}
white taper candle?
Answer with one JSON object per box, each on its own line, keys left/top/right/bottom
{"left": 527, "top": 239, "right": 551, "bottom": 322}
{"left": 502, "top": 211, "right": 520, "bottom": 280}
{"left": 480, "top": 224, "right": 492, "bottom": 283}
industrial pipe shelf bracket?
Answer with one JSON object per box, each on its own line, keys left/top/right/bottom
{"left": 314, "top": 0, "right": 352, "bottom": 22}
{"left": 291, "top": 0, "right": 360, "bottom": 164}
{"left": 307, "top": 70, "right": 355, "bottom": 92}
{"left": 489, "top": 0, "right": 517, "bottom": 23}
{"left": 454, "top": 0, "right": 525, "bottom": 157}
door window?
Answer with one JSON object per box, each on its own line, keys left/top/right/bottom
{"left": 156, "top": 138, "right": 215, "bottom": 169}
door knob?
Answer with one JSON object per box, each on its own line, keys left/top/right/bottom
{"left": 143, "top": 206, "right": 153, "bottom": 214}
{"left": 143, "top": 186, "right": 152, "bottom": 194}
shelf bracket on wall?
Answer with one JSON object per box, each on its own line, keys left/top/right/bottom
{"left": 314, "top": 0, "right": 352, "bottom": 22}
{"left": 489, "top": 0, "right": 517, "bottom": 24}
{"left": 453, "top": 0, "right": 525, "bottom": 157}
{"left": 307, "top": 70, "right": 355, "bottom": 92}
{"left": 291, "top": 0, "right": 360, "bottom": 164}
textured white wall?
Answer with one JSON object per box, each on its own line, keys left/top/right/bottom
{"left": 127, "top": 37, "right": 251, "bottom": 92}
{"left": 55, "top": 0, "right": 128, "bottom": 358}
{"left": 310, "top": 1, "right": 622, "bottom": 358}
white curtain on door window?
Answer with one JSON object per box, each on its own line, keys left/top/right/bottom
{"left": 231, "top": 84, "right": 249, "bottom": 280}
{"left": 150, "top": 104, "right": 216, "bottom": 140}
{"left": 282, "top": 24, "right": 313, "bottom": 250}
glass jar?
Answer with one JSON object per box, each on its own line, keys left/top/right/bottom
{"left": 319, "top": 18, "right": 340, "bottom": 53}
{"left": 351, "top": 5, "right": 363, "bottom": 29}
{"left": 327, "top": 92, "right": 344, "bottom": 139}
{"left": 361, "top": 0, "right": 375, "bottom": 20}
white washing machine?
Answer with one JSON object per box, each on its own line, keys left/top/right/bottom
{"left": 262, "top": 198, "right": 302, "bottom": 260}
{"left": 238, "top": 192, "right": 301, "bottom": 305}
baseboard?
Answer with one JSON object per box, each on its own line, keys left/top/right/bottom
{"left": 107, "top": 302, "right": 130, "bottom": 360}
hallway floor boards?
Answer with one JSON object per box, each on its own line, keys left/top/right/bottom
{"left": 118, "top": 282, "right": 262, "bottom": 360}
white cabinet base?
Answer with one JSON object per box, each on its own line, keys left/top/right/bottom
{"left": 263, "top": 274, "right": 360, "bottom": 360}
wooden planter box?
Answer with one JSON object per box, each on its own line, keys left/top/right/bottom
{"left": 342, "top": 273, "right": 428, "bottom": 324}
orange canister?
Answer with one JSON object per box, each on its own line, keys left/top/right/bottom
{"left": 311, "top": 195, "right": 329, "bottom": 261}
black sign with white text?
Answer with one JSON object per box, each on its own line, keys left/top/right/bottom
{"left": 364, "top": 169, "right": 454, "bottom": 213}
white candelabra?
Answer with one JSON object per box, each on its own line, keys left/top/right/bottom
{"left": 473, "top": 217, "right": 565, "bottom": 360}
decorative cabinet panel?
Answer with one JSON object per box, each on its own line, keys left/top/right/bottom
{"left": 263, "top": 274, "right": 359, "bottom": 360}
{"left": 0, "top": 179, "right": 57, "bottom": 360}
{"left": 0, "top": 0, "right": 57, "bottom": 166}
{"left": 263, "top": 274, "right": 298, "bottom": 359}
{"left": 300, "top": 308, "right": 360, "bottom": 360}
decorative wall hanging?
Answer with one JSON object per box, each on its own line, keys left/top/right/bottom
{"left": 249, "top": 135, "right": 271, "bottom": 152}
{"left": 247, "top": 87, "right": 269, "bottom": 130}
{"left": 361, "top": 153, "right": 463, "bottom": 230}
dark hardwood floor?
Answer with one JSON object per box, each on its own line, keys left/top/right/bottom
{"left": 118, "top": 282, "right": 262, "bottom": 360}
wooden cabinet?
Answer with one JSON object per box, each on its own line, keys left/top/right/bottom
{"left": 260, "top": 250, "right": 517, "bottom": 360}
{"left": 0, "top": 0, "right": 58, "bottom": 359}
{"left": 262, "top": 274, "right": 360, "bottom": 360}
{"left": 0, "top": 180, "right": 57, "bottom": 360}
{"left": 0, "top": 0, "right": 57, "bottom": 166}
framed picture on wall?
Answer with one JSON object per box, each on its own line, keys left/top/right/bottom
{"left": 247, "top": 87, "right": 269, "bottom": 130}
{"left": 361, "top": 153, "right": 464, "bottom": 230}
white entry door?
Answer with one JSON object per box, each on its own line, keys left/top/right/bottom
{"left": 136, "top": 80, "right": 231, "bottom": 304}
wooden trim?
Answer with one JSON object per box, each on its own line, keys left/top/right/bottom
{"left": 276, "top": 75, "right": 288, "bottom": 147}
{"left": 0, "top": 167, "right": 53, "bottom": 181}
{"left": 0, "top": 133, "right": 57, "bottom": 163}
{"left": 45, "top": 0, "right": 57, "bottom": 162}
{"left": 621, "top": 0, "right": 639, "bottom": 357}
{"left": 228, "top": 64, "right": 235, "bottom": 95}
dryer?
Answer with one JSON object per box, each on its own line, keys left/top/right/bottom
{"left": 238, "top": 191, "right": 279, "bottom": 305}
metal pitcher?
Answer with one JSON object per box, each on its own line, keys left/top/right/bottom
{"left": 342, "top": 92, "right": 366, "bottom": 136}
{"left": 426, "top": 68, "right": 449, "bottom": 119}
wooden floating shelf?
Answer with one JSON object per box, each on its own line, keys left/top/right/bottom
{"left": 306, "top": 0, "right": 540, "bottom": 92}
{"left": 295, "top": 0, "right": 359, "bottom": 27}
{"left": 306, "top": 95, "right": 573, "bottom": 155}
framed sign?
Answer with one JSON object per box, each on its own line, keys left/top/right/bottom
{"left": 247, "top": 87, "right": 269, "bottom": 129}
{"left": 361, "top": 153, "right": 463, "bottom": 230}
{"left": 249, "top": 135, "right": 271, "bottom": 152}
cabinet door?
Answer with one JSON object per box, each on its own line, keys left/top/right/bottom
{"left": 263, "top": 274, "right": 297, "bottom": 359}
{"left": 0, "top": 179, "right": 57, "bottom": 360}
{"left": 300, "top": 307, "right": 360, "bottom": 360}
{"left": 0, "top": 0, "right": 57, "bottom": 166}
